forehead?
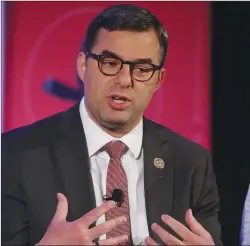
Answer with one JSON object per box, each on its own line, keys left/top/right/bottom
{"left": 91, "top": 28, "right": 161, "bottom": 64}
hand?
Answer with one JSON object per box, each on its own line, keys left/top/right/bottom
{"left": 145, "top": 209, "right": 214, "bottom": 245}
{"left": 38, "top": 193, "right": 128, "bottom": 245}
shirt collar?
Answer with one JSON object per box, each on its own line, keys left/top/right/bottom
{"left": 79, "top": 97, "right": 143, "bottom": 158}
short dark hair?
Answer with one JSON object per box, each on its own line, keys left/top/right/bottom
{"left": 81, "top": 4, "right": 168, "bottom": 66}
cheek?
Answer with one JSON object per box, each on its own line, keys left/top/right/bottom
{"left": 85, "top": 68, "right": 102, "bottom": 90}
{"left": 134, "top": 85, "right": 155, "bottom": 108}
{"left": 84, "top": 71, "right": 113, "bottom": 100}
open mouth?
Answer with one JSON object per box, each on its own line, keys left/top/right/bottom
{"left": 111, "top": 96, "right": 127, "bottom": 104}
{"left": 108, "top": 94, "right": 131, "bottom": 110}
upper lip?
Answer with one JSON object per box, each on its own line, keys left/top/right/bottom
{"left": 108, "top": 93, "right": 132, "bottom": 101}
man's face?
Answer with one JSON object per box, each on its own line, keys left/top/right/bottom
{"left": 77, "top": 28, "right": 165, "bottom": 131}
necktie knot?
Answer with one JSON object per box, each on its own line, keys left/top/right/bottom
{"left": 102, "top": 141, "right": 128, "bottom": 159}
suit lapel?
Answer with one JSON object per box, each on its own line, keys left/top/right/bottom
{"left": 50, "top": 107, "right": 174, "bottom": 236}
{"left": 53, "top": 104, "right": 96, "bottom": 223}
{"left": 143, "top": 118, "right": 174, "bottom": 241}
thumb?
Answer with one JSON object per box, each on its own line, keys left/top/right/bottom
{"left": 52, "top": 193, "right": 68, "bottom": 223}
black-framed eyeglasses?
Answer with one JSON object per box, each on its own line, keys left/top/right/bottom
{"left": 85, "top": 51, "right": 162, "bottom": 82}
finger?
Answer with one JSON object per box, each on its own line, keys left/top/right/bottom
{"left": 145, "top": 236, "right": 159, "bottom": 245}
{"left": 98, "top": 234, "right": 128, "bottom": 245}
{"left": 151, "top": 223, "right": 185, "bottom": 245}
{"left": 52, "top": 193, "right": 68, "bottom": 223}
{"left": 90, "top": 216, "right": 127, "bottom": 240}
{"left": 78, "top": 201, "right": 116, "bottom": 227}
{"left": 185, "top": 209, "right": 211, "bottom": 239}
{"left": 161, "top": 214, "right": 199, "bottom": 243}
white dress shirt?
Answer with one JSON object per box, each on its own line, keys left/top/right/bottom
{"left": 79, "top": 98, "right": 149, "bottom": 245}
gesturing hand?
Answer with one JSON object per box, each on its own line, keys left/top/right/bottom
{"left": 145, "top": 209, "right": 214, "bottom": 245}
{"left": 38, "top": 193, "right": 128, "bottom": 245}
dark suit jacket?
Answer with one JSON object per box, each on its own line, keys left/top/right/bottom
{"left": 2, "top": 104, "right": 222, "bottom": 245}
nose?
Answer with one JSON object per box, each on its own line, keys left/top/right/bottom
{"left": 116, "top": 64, "right": 132, "bottom": 88}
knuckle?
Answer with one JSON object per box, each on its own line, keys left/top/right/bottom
{"left": 112, "top": 218, "right": 121, "bottom": 227}
{"left": 112, "top": 218, "right": 119, "bottom": 225}
{"left": 164, "top": 232, "right": 173, "bottom": 242}
{"left": 100, "top": 221, "right": 111, "bottom": 233}
{"left": 79, "top": 233, "right": 90, "bottom": 242}
{"left": 83, "top": 210, "right": 93, "bottom": 219}
{"left": 103, "top": 202, "right": 113, "bottom": 211}
{"left": 104, "top": 221, "right": 111, "bottom": 229}
{"left": 112, "top": 238, "right": 119, "bottom": 244}
{"left": 99, "top": 206, "right": 108, "bottom": 215}
{"left": 74, "top": 221, "right": 82, "bottom": 230}
{"left": 73, "top": 221, "right": 86, "bottom": 235}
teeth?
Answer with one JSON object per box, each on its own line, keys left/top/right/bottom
{"left": 112, "top": 97, "right": 125, "bottom": 104}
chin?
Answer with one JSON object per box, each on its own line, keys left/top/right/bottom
{"left": 105, "top": 117, "right": 128, "bottom": 126}
{"left": 101, "top": 115, "right": 130, "bottom": 128}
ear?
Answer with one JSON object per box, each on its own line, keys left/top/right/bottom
{"left": 153, "top": 67, "right": 165, "bottom": 92}
{"left": 77, "top": 52, "right": 87, "bottom": 83}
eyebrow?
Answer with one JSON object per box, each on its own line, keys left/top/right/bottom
{"left": 101, "top": 49, "right": 153, "bottom": 64}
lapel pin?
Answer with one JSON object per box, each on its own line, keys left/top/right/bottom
{"left": 154, "top": 158, "right": 165, "bottom": 169}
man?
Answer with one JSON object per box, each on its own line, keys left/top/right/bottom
{"left": 241, "top": 185, "right": 250, "bottom": 245}
{"left": 2, "top": 4, "right": 222, "bottom": 246}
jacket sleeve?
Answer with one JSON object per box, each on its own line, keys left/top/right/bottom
{"left": 193, "top": 151, "right": 223, "bottom": 245}
{"left": 2, "top": 134, "right": 30, "bottom": 246}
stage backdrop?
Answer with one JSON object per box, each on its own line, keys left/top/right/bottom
{"left": 3, "top": 1, "right": 211, "bottom": 149}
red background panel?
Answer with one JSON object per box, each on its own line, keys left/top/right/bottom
{"left": 3, "top": 1, "right": 211, "bottom": 149}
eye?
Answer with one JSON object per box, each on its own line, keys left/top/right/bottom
{"left": 101, "top": 57, "right": 120, "bottom": 67}
{"left": 133, "top": 64, "right": 154, "bottom": 74}
{"left": 136, "top": 67, "right": 152, "bottom": 73}
{"left": 103, "top": 61, "right": 117, "bottom": 67}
